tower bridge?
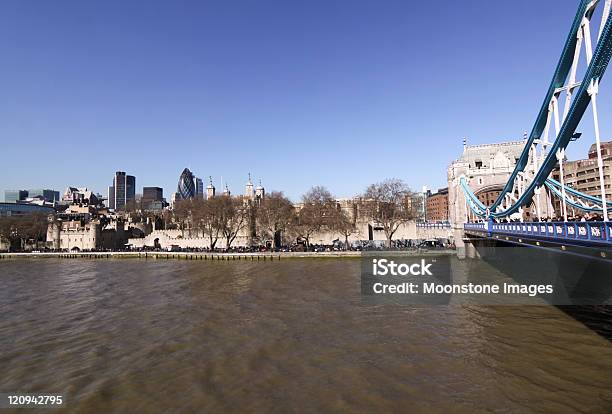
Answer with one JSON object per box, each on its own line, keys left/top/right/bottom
{"left": 450, "top": 0, "right": 612, "bottom": 264}
{"left": 449, "top": 139, "right": 558, "bottom": 257}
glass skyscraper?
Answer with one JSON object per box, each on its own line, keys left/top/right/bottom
{"left": 143, "top": 187, "right": 163, "bottom": 203}
{"left": 177, "top": 168, "right": 196, "bottom": 200}
{"left": 4, "top": 190, "right": 28, "bottom": 203}
{"left": 195, "top": 177, "right": 204, "bottom": 199}
{"left": 28, "top": 189, "right": 60, "bottom": 202}
{"left": 142, "top": 187, "right": 163, "bottom": 210}
{"left": 126, "top": 175, "right": 136, "bottom": 206}
{"left": 111, "top": 171, "right": 136, "bottom": 210}
{"left": 108, "top": 186, "right": 115, "bottom": 210}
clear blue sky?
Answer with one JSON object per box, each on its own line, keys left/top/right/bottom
{"left": 1, "top": 0, "right": 609, "bottom": 201}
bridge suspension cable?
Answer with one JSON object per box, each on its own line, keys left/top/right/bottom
{"left": 462, "top": 0, "right": 612, "bottom": 222}
{"left": 545, "top": 181, "right": 612, "bottom": 213}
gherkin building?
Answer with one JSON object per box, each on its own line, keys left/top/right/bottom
{"left": 177, "top": 168, "right": 195, "bottom": 199}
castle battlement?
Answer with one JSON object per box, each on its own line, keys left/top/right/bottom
{"left": 464, "top": 140, "right": 525, "bottom": 150}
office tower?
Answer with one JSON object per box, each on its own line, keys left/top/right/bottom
{"left": 111, "top": 171, "right": 136, "bottom": 210}
{"left": 142, "top": 186, "right": 163, "bottom": 209}
{"left": 143, "top": 187, "right": 163, "bottom": 203}
{"left": 28, "top": 189, "right": 60, "bottom": 202}
{"left": 195, "top": 177, "right": 204, "bottom": 199}
{"left": 108, "top": 186, "right": 115, "bottom": 209}
{"left": 4, "top": 190, "right": 28, "bottom": 203}
{"left": 126, "top": 175, "right": 136, "bottom": 206}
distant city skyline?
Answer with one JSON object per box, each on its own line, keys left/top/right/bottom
{"left": 2, "top": 0, "right": 611, "bottom": 201}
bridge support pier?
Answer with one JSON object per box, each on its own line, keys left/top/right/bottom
{"left": 454, "top": 227, "right": 466, "bottom": 259}
{"left": 465, "top": 240, "right": 478, "bottom": 259}
{"left": 462, "top": 234, "right": 499, "bottom": 259}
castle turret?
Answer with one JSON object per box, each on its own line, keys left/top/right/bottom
{"left": 46, "top": 215, "right": 61, "bottom": 250}
{"left": 255, "top": 179, "right": 265, "bottom": 202}
{"left": 207, "top": 176, "right": 216, "bottom": 199}
{"left": 245, "top": 173, "right": 254, "bottom": 200}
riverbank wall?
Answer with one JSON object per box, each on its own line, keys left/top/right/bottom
{"left": 0, "top": 250, "right": 454, "bottom": 261}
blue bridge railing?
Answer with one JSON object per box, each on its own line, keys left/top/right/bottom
{"left": 417, "top": 222, "right": 451, "bottom": 229}
{"left": 464, "top": 221, "right": 612, "bottom": 244}
{"left": 464, "top": 222, "right": 486, "bottom": 232}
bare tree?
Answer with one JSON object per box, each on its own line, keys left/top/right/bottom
{"left": 191, "top": 197, "right": 223, "bottom": 250}
{"left": 171, "top": 196, "right": 249, "bottom": 250}
{"left": 172, "top": 199, "right": 192, "bottom": 237}
{"left": 123, "top": 198, "right": 152, "bottom": 224}
{"left": 218, "top": 196, "right": 248, "bottom": 250}
{"left": 161, "top": 209, "right": 175, "bottom": 230}
{"left": 362, "top": 179, "right": 416, "bottom": 248}
{"left": 297, "top": 186, "right": 338, "bottom": 248}
{"left": 256, "top": 191, "right": 296, "bottom": 249}
{"left": 27, "top": 213, "right": 49, "bottom": 246}
{"left": 333, "top": 208, "right": 357, "bottom": 250}
{"left": 0, "top": 213, "right": 48, "bottom": 251}
{"left": 0, "top": 217, "right": 18, "bottom": 250}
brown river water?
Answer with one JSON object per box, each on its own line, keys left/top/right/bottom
{"left": 1, "top": 257, "right": 612, "bottom": 413}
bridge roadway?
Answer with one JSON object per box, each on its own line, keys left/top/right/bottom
{"left": 464, "top": 221, "right": 612, "bottom": 261}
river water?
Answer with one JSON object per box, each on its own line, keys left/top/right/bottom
{"left": 1, "top": 257, "right": 612, "bottom": 413}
